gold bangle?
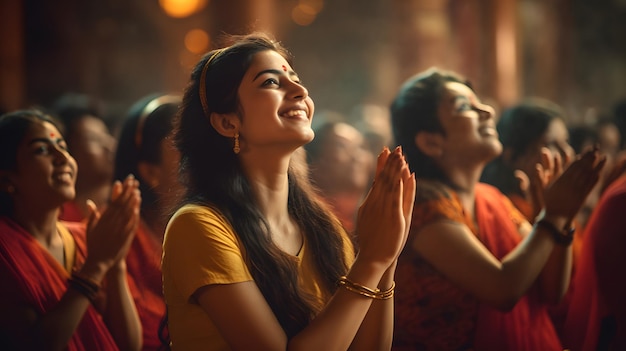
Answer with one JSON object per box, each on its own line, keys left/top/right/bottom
{"left": 339, "top": 283, "right": 380, "bottom": 299}
{"left": 339, "top": 276, "right": 380, "bottom": 294}
{"left": 337, "top": 276, "right": 395, "bottom": 300}
{"left": 377, "top": 281, "right": 395, "bottom": 300}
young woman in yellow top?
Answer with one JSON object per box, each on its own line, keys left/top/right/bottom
{"left": 161, "top": 33, "right": 416, "bottom": 350}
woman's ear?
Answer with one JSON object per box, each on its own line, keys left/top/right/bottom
{"left": 0, "top": 174, "right": 16, "bottom": 195}
{"left": 137, "top": 162, "right": 160, "bottom": 188}
{"left": 415, "top": 131, "right": 444, "bottom": 158}
{"left": 210, "top": 112, "right": 239, "bottom": 138}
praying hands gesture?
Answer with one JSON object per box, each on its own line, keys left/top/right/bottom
{"left": 355, "top": 146, "right": 416, "bottom": 272}
{"left": 289, "top": 146, "right": 416, "bottom": 351}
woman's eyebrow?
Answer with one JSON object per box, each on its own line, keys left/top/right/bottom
{"left": 28, "top": 138, "right": 52, "bottom": 145}
{"left": 252, "top": 68, "right": 298, "bottom": 82}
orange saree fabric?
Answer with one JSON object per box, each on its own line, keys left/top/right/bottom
{"left": 126, "top": 221, "right": 166, "bottom": 351}
{"left": 472, "top": 183, "right": 562, "bottom": 351}
{"left": 393, "top": 181, "right": 562, "bottom": 350}
{"left": 509, "top": 192, "right": 583, "bottom": 341}
{"left": 0, "top": 217, "right": 118, "bottom": 350}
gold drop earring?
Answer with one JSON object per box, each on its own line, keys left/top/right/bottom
{"left": 233, "top": 132, "right": 240, "bottom": 154}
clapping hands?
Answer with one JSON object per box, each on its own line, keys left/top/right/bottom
{"left": 518, "top": 147, "right": 606, "bottom": 224}
{"left": 83, "top": 174, "right": 142, "bottom": 275}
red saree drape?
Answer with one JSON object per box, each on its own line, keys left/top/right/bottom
{"left": 126, "top": 221, "right": 166, "bottom": 351}
{"left": 562, "top": 175, "right": 626, "bottom": 351}
{"left": 0, "top": 217, "right": 118, "bottom": 351}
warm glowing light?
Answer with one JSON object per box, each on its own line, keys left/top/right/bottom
{"left": 159, "top": 0, "right": 207, "bottom": 18}
{"left": 184, "top": 29, "right": 210, "bottom": 54}
{"left": 299, "top": 0, "right": 324, "bottom": 14}
{"left": 292, "top": 4, "right": 316, "bottom": 26}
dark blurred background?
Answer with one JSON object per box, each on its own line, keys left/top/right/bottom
{"left": 1, "top": 0, "right": 626, "bottom": 125}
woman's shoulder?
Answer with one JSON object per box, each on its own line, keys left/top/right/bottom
{"left": 415, "top": 179, "right": 456, "bottom": 203}
{"left": 412, "top": 180, "right": 465, "bottom": 227}
{"left": 165, "top": 203, "right": 236, "bottom": 242}
{"left": 475, "top": 182, "right": 507, "bottom": 196}
{"left": 171, "top": 203, "right": 228, "bottom": 224}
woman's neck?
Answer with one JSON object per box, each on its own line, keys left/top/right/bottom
{"left": 444, "top": 166, "right": 483, "bottom": 219}
{"left": 241, "top": 152, "right": 292, "bottom": 221}
{"left": 242, "top": 152, "right": 304, "bottom": 254}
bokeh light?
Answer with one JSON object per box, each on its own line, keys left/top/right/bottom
{"left": 300, "top": 0, "right": 324, "bottom": 14}
{"left": 184, "top": 29, "right": 210, "bottom": 54}
{"left": 159, "top": 0, "right": 208, "bottom": 18}
{"left": 292, "top": 3, "right": 317, "bottom": 26}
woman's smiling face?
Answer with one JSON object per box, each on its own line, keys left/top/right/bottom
{"left": 7, "top": 121, "right": 78, "bottom": 208}
{"left": 436, "top": 81, "right": 502, "bottom": 163}
{"left": 235, "top": 50, "right": 315, "bottom": 153}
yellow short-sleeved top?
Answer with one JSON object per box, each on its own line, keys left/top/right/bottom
{"left": 162, "top": 204, "right": 354, "bottom": 350}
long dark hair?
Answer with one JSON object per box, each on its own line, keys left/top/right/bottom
{"left": 0, "top": 110, "right": 60, "bottom": 216}
{"left": 114, "top": 94, "right": 181, "bottom": 216}
{"left": 481, "top": 99, "right": 563, "bottom": 196}
{"left": 173, "top": 33, "right": 349, "bottom": 338}
{"left": 391, "top": 67, "right": 470, "bottom": 184}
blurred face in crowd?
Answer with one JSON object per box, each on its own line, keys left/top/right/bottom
{"left": 597, "top": 123, "right": 621, "bottom": 158}
{"left": 68, "top": 115, "right": 116, "bottom": 185}
{"left": 513, "top": 118, "right": 574, "bottom": 178}
{"left": 312, "top": 123, "right": 373, "bottom": 193}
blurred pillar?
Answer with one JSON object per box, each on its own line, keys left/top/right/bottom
{"left": 450, "top": 0, "right": 483, "bottom": 85}
{"left": 390, "top": 0, "right": 452, "bottom": 83}
{"left": 535, "top": 0, "right": 567, "bottom": 104}
{"left": 208, "top": 0, "right": 277, "bottom": 43}
{"left": 0, "top": 0, "right": 25, "bottom": 111}
{"left": 492, "top": 0, "right": 520, "bottom": 107}
{"left": 455, "top": 0, "right": 520, "bottom": 109}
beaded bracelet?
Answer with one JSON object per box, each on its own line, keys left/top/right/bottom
{"left": 535, "top": 219, "right": 575, "bottom": 246}
{"left": 337, "top": 276, "right": 395, "bottom": 300}
{"left": 68, "top": 273, "right": 100, "bottom": 303}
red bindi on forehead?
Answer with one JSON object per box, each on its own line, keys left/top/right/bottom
{"left": 49, "top": 132, "right": 56, "bottom": 138}
{"left": 282, "top": 65, "right": 287, "bottom": 72}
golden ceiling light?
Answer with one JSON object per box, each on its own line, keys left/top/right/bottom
{"left": 159, "top": 0, "right": 208, "bottom": 18}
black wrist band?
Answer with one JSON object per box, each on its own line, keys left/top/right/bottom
{"left": 535, "top": 219, "right": 575, "bottom": 246}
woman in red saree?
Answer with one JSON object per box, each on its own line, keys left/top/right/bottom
{"left": 0, "top": 110, "right": 142, "bottom": 350}
{"left": 562, "top": 173, "right": 626, "bottom": 350}
{"left": 390, "top": 68, "right": 605, "bottom": 350}
{"left": 479, "top": 100, "right": 584, "bottom": 337}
